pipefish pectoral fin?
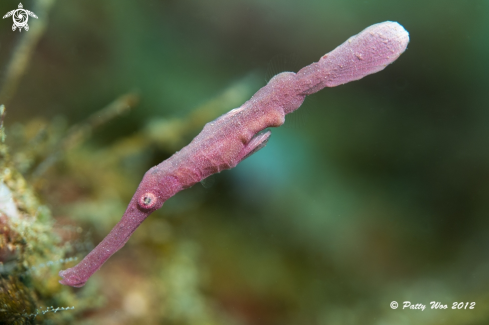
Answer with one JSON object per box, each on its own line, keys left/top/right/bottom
{"left": 200, "top": 174, "right": 216, "bottom": 189}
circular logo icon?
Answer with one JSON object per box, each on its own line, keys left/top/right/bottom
{"left": 390, "top": 301, "right": 398, "bottom": 309}
{"left": 13, "top": 10, "right": 27, "bottom": 24}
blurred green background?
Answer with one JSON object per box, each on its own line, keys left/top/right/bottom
{"left": 1, "top": 0, "right": 489, "bottom": 324}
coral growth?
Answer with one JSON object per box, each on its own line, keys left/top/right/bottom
{"left": 0, "top": 107, "right": 83, "bottom": 324}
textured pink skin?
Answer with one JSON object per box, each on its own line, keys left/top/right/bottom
{"left": 59, "top": 21, "right": 409, "bottom": 287}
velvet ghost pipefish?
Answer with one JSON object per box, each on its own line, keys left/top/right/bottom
{"left": 59, "top": 21, "right": 410, "bottom": 287}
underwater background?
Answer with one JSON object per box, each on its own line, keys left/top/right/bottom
{"left": 1, "top": 0, "right": 489, "bottom": 324}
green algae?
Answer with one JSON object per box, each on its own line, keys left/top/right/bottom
{"left": 0, "top": 110, "right": 95, "bottom": 324}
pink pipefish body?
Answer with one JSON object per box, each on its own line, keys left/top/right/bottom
{"left": 59, "top": 21, "right": 409, "bottom": 287}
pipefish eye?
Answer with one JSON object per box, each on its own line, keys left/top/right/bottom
{"left": 138, "top": 192, "right": 157, "bottom": 210}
